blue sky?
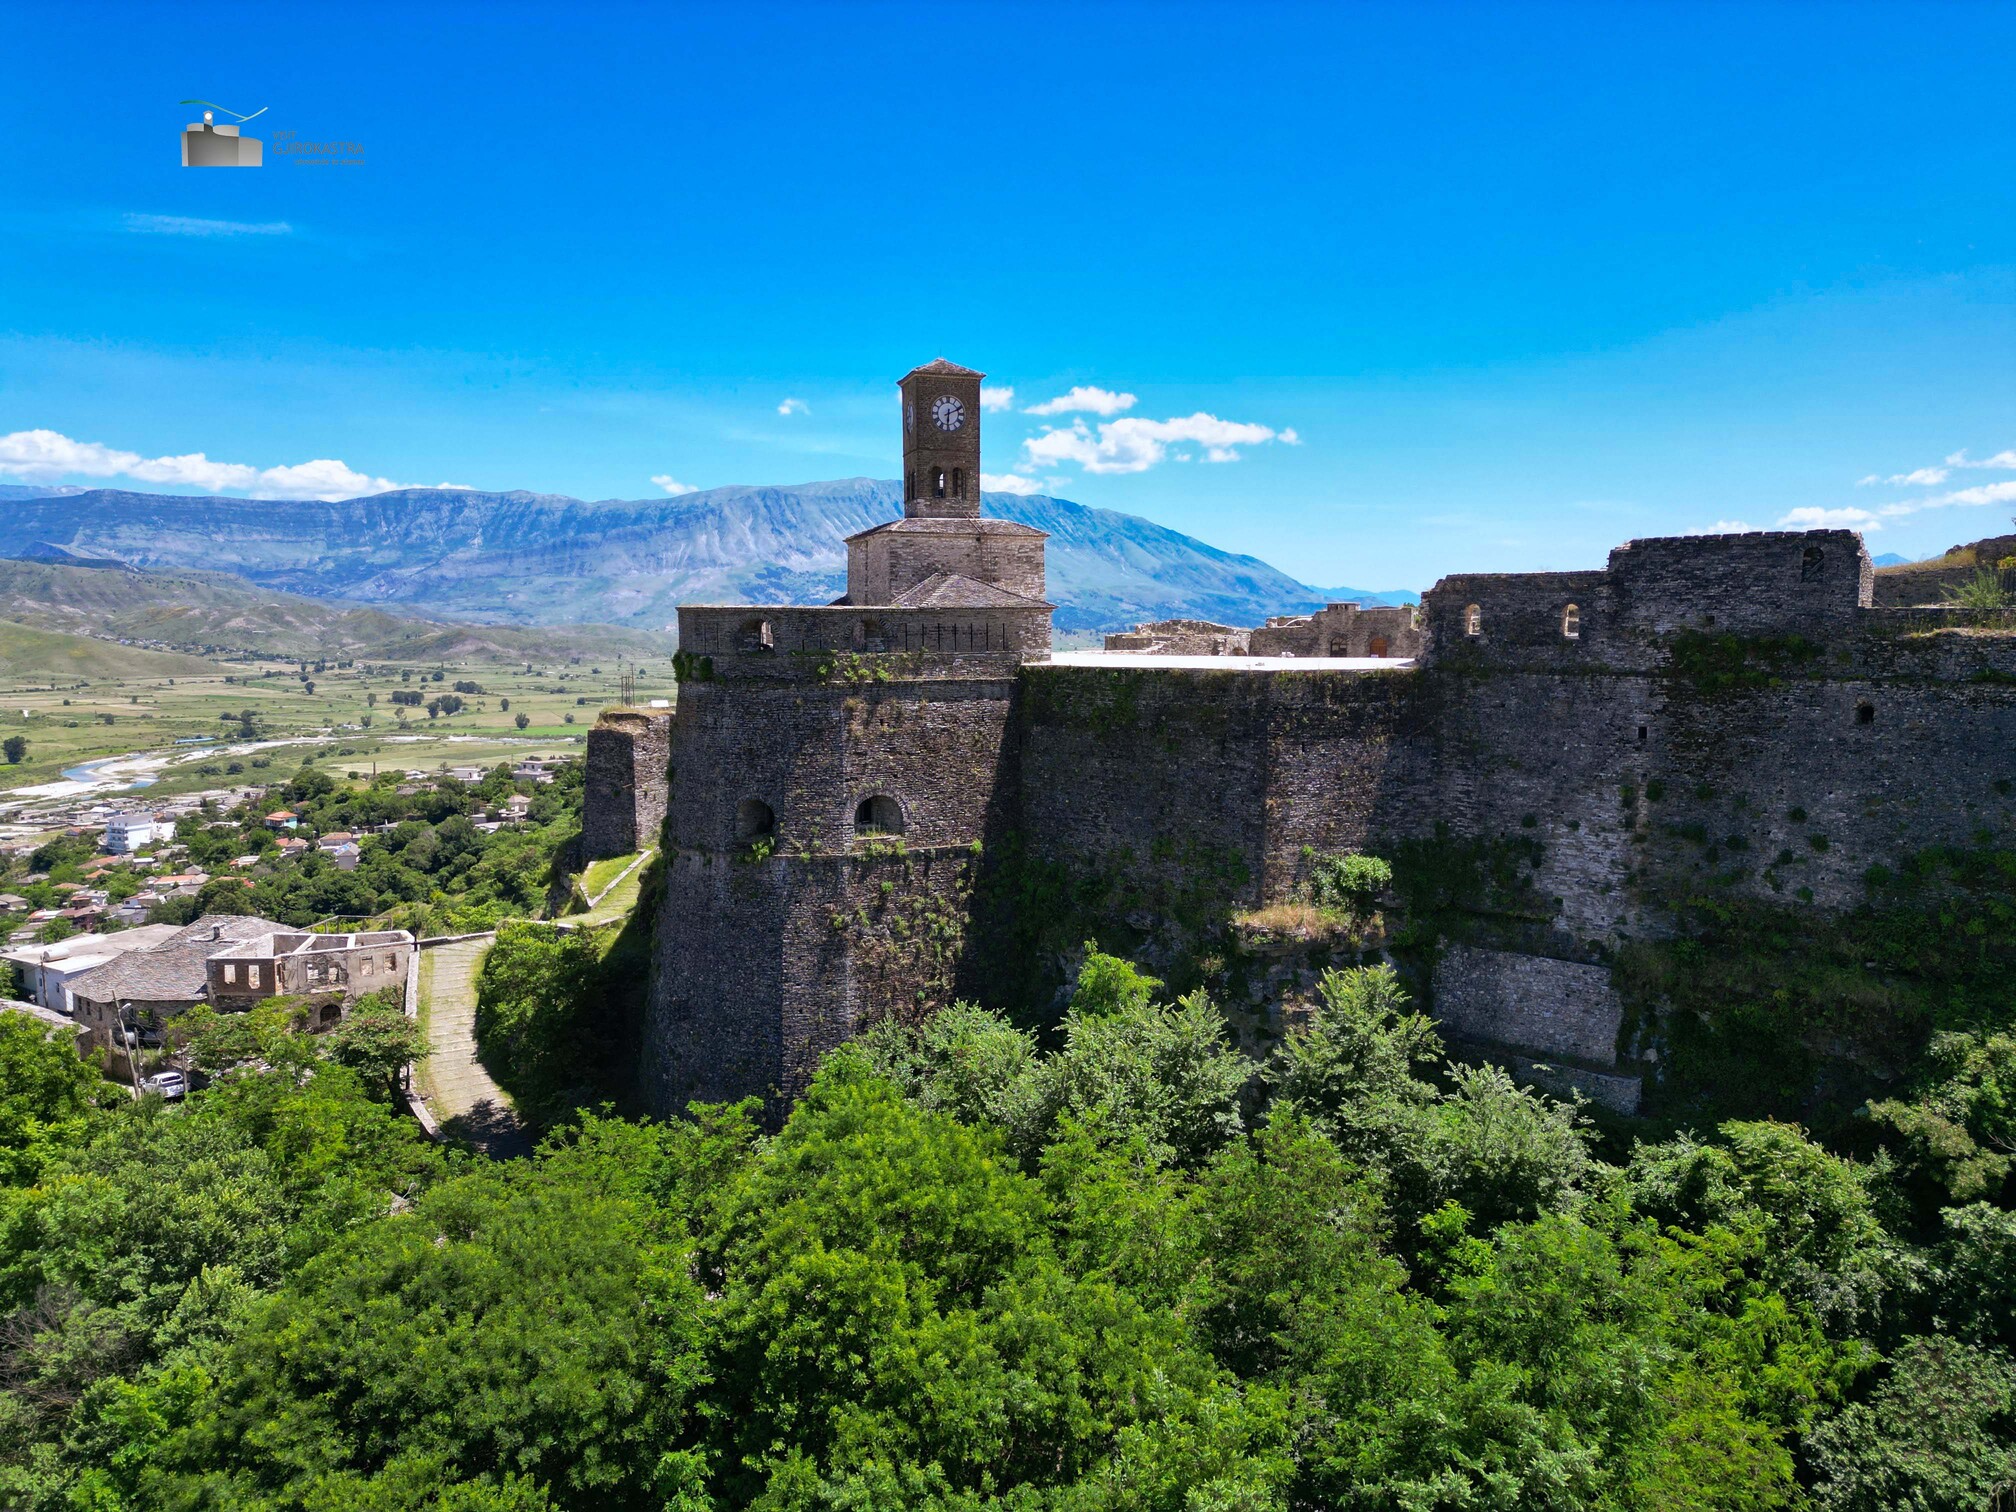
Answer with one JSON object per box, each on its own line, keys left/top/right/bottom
{"left": 2, "top": 1, "right": 2012, "bottom": 591}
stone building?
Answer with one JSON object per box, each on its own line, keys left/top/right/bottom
{"left": 647, "top": 359, "right": 1051, "bottom": 1115}
{"left": 67, "top": 915, "right": 413, "bottom": 1051}
{"left": 618, "top": 358, "right": 2016, "bottom": 1122}
{"left": 1102, "top": 619, "right": 1250, "bottom": 655}
{"left": 1248, "top": 600, "right": 1422, "bottom": 659}
{"left": 206, "top": 928, "right": 413, "bottom": 1026}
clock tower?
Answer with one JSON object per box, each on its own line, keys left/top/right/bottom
{"left": 899, "top": 358, "right": 984, "bottom": 519}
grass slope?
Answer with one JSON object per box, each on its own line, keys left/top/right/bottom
{"left": 0, "top": 620, "right": 217, "bottom": 681}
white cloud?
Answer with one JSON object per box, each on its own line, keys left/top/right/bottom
{"left": 1686, "top": 520, "right": 1760, "bottom": 535}
{"left": 979, "top": 472, "right": 1042, "bottom": 496}
{"left": 1946, "top": 448, "right": 2016, "bottom": 471}
{"left": 1020, "top": 412, "right": 1294, "bottom": 475}
{"left": 1935, "top": 479, "right": 2016, "bottom": 508}
{"left": 1857, "top": 466, "right": 1949, "bottom": 487}
{"left": 0, "top": 427, "right": 447, "bottom": 501}
{"left": 124, "top": 214, "right": 292, "bottom": 237}
{"left": 1024, "top": 385, "right": 1138, "bottom": 417}
{"left": 651, "top": 474, "right": 698, "bottom": 495}
{"left": 979, "top": 386, "right": 1015, "bottom": 412}
{"left": 776, "top": 398, "right": 808, "bottom": 416}
{"left": 1778, "top": 506, "right": 1885, "bottom": 531}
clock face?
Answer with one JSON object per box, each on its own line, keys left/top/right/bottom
{"left": 931, "top": 394, "right": 965, "bottom": 432}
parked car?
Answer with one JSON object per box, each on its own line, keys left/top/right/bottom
{"left": 141, "top": 1070, "right": 187, "bottom": 1100}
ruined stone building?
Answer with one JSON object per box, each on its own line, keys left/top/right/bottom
{"left": 585, "top": 358, "right": 2016, "bottom": 1122}
{"left": 66, "top": 915, "right": 413, "bottom": 1051}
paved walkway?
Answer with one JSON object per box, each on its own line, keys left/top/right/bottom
{"left": 417, "top": 938, "right": 531, "bottom": 1159}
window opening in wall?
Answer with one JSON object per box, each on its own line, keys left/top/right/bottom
{"left": 933, "top": 468, "right": 946, "bottom": 499}
{"left": 736, "top": 617, "right": 774, "bottom": 652}
{"left": 1463, "top": 604, "right": 1482, "bottom": 636}
{"left": 1856, "top": 701, "right": 1875, "bottom": 725}
{"left": 736, "top": 799, "right": 777, "bottom": 843}
{"left": 248, "top": 965, "right": 261, "bottom": 987}
{"left": 223, "top": 963, "right": 237, "bottom": 984}
{"left": 1637, "top": 724, "right": 1648, "bottom": 745}
{"left": 854, "top": 794, "right": 905, "bottom": 836}
{"left": 953, "top": 467, "right": 963, "bottom": 498}
{"left": 1802, "top": 546, "right": 1825, "bottom": 581}
{"left": 906, "top": 470, "right": 914, "bottom": 499}
{"left": 1562, "top": 604, "right": 1581, "bottom": 639}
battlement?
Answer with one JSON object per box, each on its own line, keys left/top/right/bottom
{"left": 1421, "top": 529, "right": 1872, "bottom": 665}
{"left": 677, "top": 603, "right": 1051, "bottom": 678}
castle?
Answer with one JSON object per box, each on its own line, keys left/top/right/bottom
{"left": 586, "top": 359, "right": 2016, "bottom": 1121}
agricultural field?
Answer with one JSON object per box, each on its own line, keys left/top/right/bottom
{"left": 0, "top": 640, "right": 677, "bottom": 798}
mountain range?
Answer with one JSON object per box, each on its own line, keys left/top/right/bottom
{"left": 0, "top": 481, "right": 1413, "bottom": 635}
{"left": 0, "top": 557, "right": 675, "bottom": 664}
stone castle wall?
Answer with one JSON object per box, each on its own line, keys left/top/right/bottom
{"left": 583, "top": 710, "right": 672, "bottom": 860}
{"left": 620, "top": 528, "right": 2016, "bottom": 1118}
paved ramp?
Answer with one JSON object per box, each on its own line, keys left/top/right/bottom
{"left": 417, "top": 938, "right": 531, "bottom": 1159}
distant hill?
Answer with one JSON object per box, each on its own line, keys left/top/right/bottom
{"left": 0, "top": 620, "right": 217, "bottom": 683}
{"left": 0, "top": 559, "right": 675, "bottom": 663}
{"left": 0, "top": 481, "right": 1415, "bottom": 635}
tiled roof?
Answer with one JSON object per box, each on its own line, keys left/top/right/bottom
{"left": 904, "top": 357, "right": 983, "bottom": 378}
{"left": 67, "top": 914, "right": 290, "bottom": 1007}
{"left": 844, "top": 516, "right": 1047, "bottom": 544}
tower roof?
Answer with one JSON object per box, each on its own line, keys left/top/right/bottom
{"left": 903, "top": 357, "right": 984, "bottom": 380}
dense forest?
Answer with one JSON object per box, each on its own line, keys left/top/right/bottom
{"left": 2, "top": 935, "right": 2012, "bottom": 1510}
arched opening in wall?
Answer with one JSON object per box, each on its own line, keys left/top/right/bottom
{"left": 1463, "top": 604, "right": 1482, "bottom": 636}
{"left": 854, "top": 794, "right": 904, "bottom": 837}
{"left": 1802, "top": 546, "right": 1825, "bottom": 581}
{"left": 953, "top": 467, "right": 964, "bottom": 498}
{"left": 1856, "top": 700, "right": 1876, "bottom": 725}
{"left": 933, "top": 468, "right": 947, "bottom": 499}
{"left": 854, "top": 616, "right": 888, "bottom": 651}
{"left": 736, "top": 799, "right": 777, "bottom": 844}
{"left": 1562, "top": 604, "right": 1581, "bottom": 639}
{"left": 906, "top": 471, "right": 914, "bottom": 500}
{"left": 1368, "top": 635, "right": 1390, "bottom": 657}
{"left": 735, "top": 617, "right": 775, "bottom": 652}
{"left": 317, "top": 1002, "right": 342, "bottom": 1029}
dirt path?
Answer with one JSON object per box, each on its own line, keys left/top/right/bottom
{"left": 417, "top": 938, "right": 531, "bottom": 1159}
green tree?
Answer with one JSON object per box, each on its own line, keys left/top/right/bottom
{"left": 704, "top": 1057, "right": 1284, "bottom": 1509}
{"left": 1805, "top": 1335, "right": 2016, "bottom": 1510}
{"left": 2, "top": 735, "right": 26, "bottom": 765}
{"left": 109, "top": 1119, "right": 704, "bottom": 1509}
{"left": 324, "top": 992, "right": 426, "bottom": 1100}
{"left": 474, "top": 922, "right": 606, "bottom": 1125}
{"left": 0, "top": 1015, "right": 117, "bottom": 1185}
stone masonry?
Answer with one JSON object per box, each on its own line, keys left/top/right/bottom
{"left": 583, "top": 708, "right": 673, "bottom": 859}
{"left": 611, "top": 359, "right": 2016, "bottom": 1120}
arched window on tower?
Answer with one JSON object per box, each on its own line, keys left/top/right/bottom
{"left": 906, "top": 470, "right": 914, "bottom": 500}
{"left": 736, "top": 799, "right": 777, "bottom": 845}
{"left": 1464, "top": 604, "right": 1482, "bottom": 637}
{"left": 1562, "top": 604, "right": 1581, "bottom": 639}
{"left": 953, "top": 467, "right": 963, "bottom": 498}
{"left": 933, "top": 468, "right": 947, "bottom": 499}
{"left": 854, "top": 795, "right": 905, "bottom": 837}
